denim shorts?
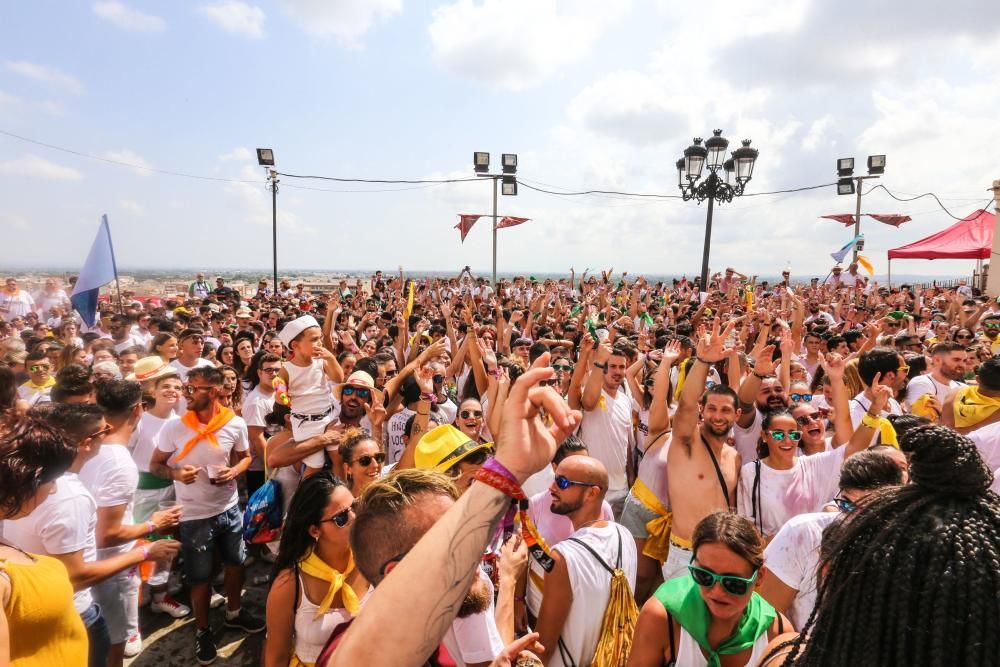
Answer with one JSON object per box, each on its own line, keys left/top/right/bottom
{"left": 178, "top": 505, "right": 246, "bottom": 584}
{"left": 619, "top": 492, "right": 659, "bottom": 539}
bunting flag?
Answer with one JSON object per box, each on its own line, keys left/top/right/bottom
{"left": 454, "top": 214, "right": 482, "bottom": 242}
{"left": 856, "top": 255, "right": 875, "bottom": 276}
{"left": 70, "top": 214, "right": 118, "bottom": 327}
{"left": 821, "top": 214, "right": 858, "bottom": 226}
{"left": 496, "top": 216, "right": 530, "bottom": 229}
{"left": 831, "top": 234, "right": 865, "bottom": 263}
{"left": 867, "top": 214, "right": 911, "bottom": 227}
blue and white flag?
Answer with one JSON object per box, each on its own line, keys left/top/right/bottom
{"left": 70, "top": 215, "right": 118, "bottom": 327}
{"left": 831, "top": 234, "right": 864, "bottom": 264}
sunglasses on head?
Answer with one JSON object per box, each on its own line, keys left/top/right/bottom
{"left": 554, "top": 474, "right": 594, "bottom": 491}
{"left": 342, "top": 386, "right": 371, "bottom": 399}
{"left": 770, "top": 430, "right": 802, "bottom": 441}
{"left": 319, "top": 505, "right": 354, "bottom": 528}
{"left": 354, "top": 452, "right": 385, "bottom": 467}
{"left": 795, "top": 412, "right": 822, "bottom": 425}
{"left": 789, "top": 393, "right": 812, "bottom": 403}
{"left": 688, "top": 560, "right": 759, "bottom": 596}
{"left": 833, "top": 496, "right": 856, "bottom": 513}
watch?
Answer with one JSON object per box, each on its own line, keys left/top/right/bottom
{"left": 593, "top": 361, "right": 607, "bottom": 369}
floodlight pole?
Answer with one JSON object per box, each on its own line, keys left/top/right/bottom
{"left": 852, "top": 174, "right": 880, "bottom": 262}
{"left": 268, "top": 170, "right": 279, "bottom": 292}
{"left": 492, "top": 175, "right": 498, "bottom": 287}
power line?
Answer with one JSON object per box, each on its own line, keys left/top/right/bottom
{"left": 863, "top": 183, "right": 994, "bottom": 220}
{"left": 276, "top": 171, "right": 482, "bottom": 184}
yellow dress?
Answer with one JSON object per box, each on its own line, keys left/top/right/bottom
{"left": 1, "top": 553, "right": 87, "bottom": 666}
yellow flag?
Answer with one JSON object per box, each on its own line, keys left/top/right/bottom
{"left": 856, "top": 255, "right": 874, "bottom": 276}
{"left": 745, "top": 289, "right": 754, "bottom": 313}
{"left": 403, "top": 280, "right": 415, "bottom": 320}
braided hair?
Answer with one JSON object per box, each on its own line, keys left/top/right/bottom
{"left": 778, "top": 425, "right": 1000, "bottom": 666}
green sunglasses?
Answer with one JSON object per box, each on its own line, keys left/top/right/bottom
{"left": 770, "top": 430, "right": 802, "bottom": 441}
{"left": 688, "top": 559, "right": 759, "bottom": 595}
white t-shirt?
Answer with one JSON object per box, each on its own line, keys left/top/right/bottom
{"left": 733, "top": 408, "right": 763, "bottom": 464}
{"left": 848, "top": 393, "right": 902, "bottom": 447}
{"left": 35, "top": 288, "right": 69, "bottom": 315}
{"left": 242, "top": 386, "right": 277, "bottom": 472}
{"left": 904, "top": 374, "right": 961, "bottom": 406}
{"left": 550, "top": 523, "right": 637, "bottom": 667}
{"left": 578, "top": 387, "right": 637, "bottom": 502}
{"left": 130, "top": 411, "right": 180, "bottom": 472}
{"left": 112, "top": 335, "right": 143, "bottom": 355}
{"left": 79, "top": 443, "right": 139, "bottom": 558}
{"left": 169, "top": 357, "right": 216, "bottom": 382}
{"left": 441, "top": 570, "right": 504, "bottom": 667}
{"left": 737, "top": 446, "right": 846, "bottom": 538}
{"left": 2, "top": 473, "right": 97, "bottom": 613}
{"left": 157, "top": 414, "right": 249, "bottom": 521}
{"left": 764, "top": 511, "right": 838, "bottom": 629}
{"left": 384, "top": 407, "right": 416, "bottom": 465}
{"left": 967, "top": 422, "right": 1000, "bottom": 472}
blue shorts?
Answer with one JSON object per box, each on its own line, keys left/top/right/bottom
{"left": 178, "top": 505, "right": 246, "bottom": 584}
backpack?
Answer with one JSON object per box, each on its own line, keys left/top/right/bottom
{"left": 557, "top": 528, "right": 639, "bottom": 667}
{"left": 242, "top": 476, "right": 284, "bottom": 544}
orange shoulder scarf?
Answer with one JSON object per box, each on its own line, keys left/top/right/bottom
{"left": 175, "top": 407, "right": 236, "bottom": 462}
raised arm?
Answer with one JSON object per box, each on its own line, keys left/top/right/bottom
{"left": 646, "top": 341, "right": 681, "bottom": 436}
{"left": 581, "top": 341, "right": 612, "bottom": 412}
{"left": 672, "top": 320, "right": 736, "bottom": 447}
{"left": 820, "top": 353, "right": 854, "bottom": 446}
{"left": 735, "top": 344, "right": 777, "bottom": 429}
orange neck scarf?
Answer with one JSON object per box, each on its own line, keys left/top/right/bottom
{"left": 175, "top": 406, "right": 236, "bottom": 462}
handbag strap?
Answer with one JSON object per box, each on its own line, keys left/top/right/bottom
{"left": 703, "top": 439, "right": 731, "bottom": 509}
{"left": 751, "top": 459, "right": 763, "bottom": 534}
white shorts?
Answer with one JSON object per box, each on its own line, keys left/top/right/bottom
{"left": 92, "top": 567, "right": 140, "bottom": 643}
{"left": 662, "top": 540, "right": 693, "bottom": 581}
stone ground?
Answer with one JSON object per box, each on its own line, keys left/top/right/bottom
{"left": 125, "top": 557, "right": 270, "bottom": 667}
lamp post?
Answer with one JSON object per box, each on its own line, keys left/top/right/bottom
{"left": 677, "top": 130, "right": 759, "bottom": 290}
{"left": 473, "top": 151, "right": 518, "bottom": 286}
{"left": 256, "top": 148, "right": 278, "bottom": 291}
{"left": 836, "top": 154, "right": 886, "bottom": 262}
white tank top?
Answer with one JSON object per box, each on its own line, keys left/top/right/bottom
{"left": 674, "top": 625, "right": 770, "bottom": 667}
{"left": 292, "top": 574, "right": 372, "bottom": 663}
{"left": 285, "top": 359, "right": 332, "bottom": 415}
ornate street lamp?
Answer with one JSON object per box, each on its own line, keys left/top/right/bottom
{"left": 677, "top": 130, "right": 758, "bottom": 290}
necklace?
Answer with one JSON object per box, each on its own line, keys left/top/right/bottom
{"left": 576, "top": 518, "right": 606, "bottom": 531}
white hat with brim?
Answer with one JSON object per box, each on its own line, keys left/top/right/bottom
{"left": 126, "top": 356, "right": 178, "bottom": 383}
{"left": 333, "top": 370, "right": 384, "bottom": 406}
{"left": 278, "top": 315, "right": 321, "bottom": 347}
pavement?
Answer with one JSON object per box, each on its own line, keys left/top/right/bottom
{"left": 125, "top": 558, "right": 270, "bottom": 667}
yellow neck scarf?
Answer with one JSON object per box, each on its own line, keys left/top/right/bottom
{"left": 175, "top": 406, "right": 235, "bottom": 462}
{"left": 300, "top": 550, "right": 360, "bottom": 617}
{"left": 953, "top": 386, "right": 1000, "bottom": 428}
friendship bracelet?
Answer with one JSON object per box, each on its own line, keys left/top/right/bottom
{"left": 141, "top": 545, "right": 150, "bottom": 561}
{"left": 474, "top": 467, "right": 525, "bottom": 500}
{"left": 482, "top": 457, "right": 519, "bottom": 486}
{"left": 419, "top": 392, "right": 439, "bottom": 404}
{"left": 146, "top": 521, "right": 156, "bottom": 536}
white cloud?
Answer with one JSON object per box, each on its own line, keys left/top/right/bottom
{"left": 198, "top": 1, "right": 265, "bottom": 39}
{"left": 428, "top": 0, "right": 629, "bottom": 90}
{"left": 103, "top": 150, "right": 153, "bottom": 176}
{"left": 801, "top": 115, "right": 833, "bottom": 152}
{"left": 4, "top": 61, "right": 84, "bottom": 95}
{"left": 218, "top": 147, "right": 253, "bottom": 161}
{"left": 119, "top": 199, "right": 144, "bottom": 215}
{"left": 0, "top": 90, "right": 20, "bottom": 110}
{"left": 0, "top": 154, "right": 83, "bottom": 181}
{"left": 92, "top": 1, "right": 166, "bottom": 32}
{"left": 278, "top": 0, "right": 401, "bottom": 45}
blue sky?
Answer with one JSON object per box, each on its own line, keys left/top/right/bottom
{"left": 1, "top": 0, "right": 998, "bottom": 278}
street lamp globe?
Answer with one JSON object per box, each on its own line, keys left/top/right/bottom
{"left": 675, "top": 158, "right": 686, "bottom": 189}
{"left": 732, "top": 139, "right": 758, "bottom": 183}
{"left": 723, "top": 158, "right": 735, "bottom": 184}
{"left": 704, "top": 130, "right": 729, "bottom": 171}
{"left": 684, "top": 138, "right": 708, "bottom": 182}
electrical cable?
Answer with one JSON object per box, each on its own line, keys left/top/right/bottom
{"left": 862, "top": 183, "right": 994, "bottom": 220}
{"left": 276, "top": 171, "right": 481, "bottom": 184}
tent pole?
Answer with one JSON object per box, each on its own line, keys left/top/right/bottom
{"left": 888, "top": 259, "right": 891, "bottom": 289}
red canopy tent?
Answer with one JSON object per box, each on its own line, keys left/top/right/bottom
{"left": 886, "top": 209, "right": 996, "bottom": 284}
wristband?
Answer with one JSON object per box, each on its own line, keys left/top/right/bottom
{"left": 141, "top": 545, "right": 150, "bottom": 561}
{"left": 419, "top": 392, "right": 439, "bottom": 404}
{"left": 146, "top": 521, "right": 156, "bottom": 536}
{"left": 593, "top": 361, "right": 607, "bottom": 369}
{"left": 861, "top": 412, "right": 882, "bottom": 429}
{"left": 475, "top": 467, "right": 525, "bottom": 500}
{"left": 752, "top": 370, "right": 769, "bottom": 379}
{"left": 482, "top": 457, "right": 519, "bottom": 487}
{"left": 695, "top": 356, "right": 714, "bottom": 365}
{"left": 514, "top": 595, "right": 526, "bottom": 602}
{"left": 488, "top": 368, "right": 503, "bottom": 378}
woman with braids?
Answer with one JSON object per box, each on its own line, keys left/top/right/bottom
{"left": 338, "top": 430, "right": 385, "bottom": 499}
{"left": 0, "top": 413, "right": 88, "bottom": 666}
{"left": 628, "top": 511, "right": 790, "bottom": 667}
{"left": 736, "top": 364, "right": 876, "bottom": 540}
{"left": 759, "top": 424, "right": 1000, "bottom": 667}
{"left": 263, "top": 472, "right": 370, "bottom": 667}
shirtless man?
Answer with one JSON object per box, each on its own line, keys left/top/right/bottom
{"left": 664, "top": 319, "right": 741, "bottom": 580}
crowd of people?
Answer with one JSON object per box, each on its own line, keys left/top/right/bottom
{"left": 1, "top": 263, "right": 999, "bottom": 667}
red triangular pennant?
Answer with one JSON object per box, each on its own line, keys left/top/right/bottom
{"left": 496, "top": 216, "right": 530, "bottom": 229}
{"left": 454, "top": 214, "right": 483, "bottom": 242}
{"left": 867, "top": 214, "right": 911, "bottom": 227}
{"left": 820, "top": 214, "right": 857, "bottom": 226}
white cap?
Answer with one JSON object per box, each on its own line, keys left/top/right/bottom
{"left": 277, "top": 315, "right": 320, "bottom": 347}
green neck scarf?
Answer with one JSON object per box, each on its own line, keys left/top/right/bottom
{"left": 654, "top": 575, "right": 775, "bottom": 667}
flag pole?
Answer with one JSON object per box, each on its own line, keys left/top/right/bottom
{"left": 103, "top": 215, "right": 124, "bottom": 315}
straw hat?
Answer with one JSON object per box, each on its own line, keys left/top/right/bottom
{"left": 415, "top": 424, "right": 492, "bottom": 472}
{"left": 126, "top": 356, "right": 178, "bottom": 383}
{"left": 333, "top": 370, "right": 384, "bottom": 406}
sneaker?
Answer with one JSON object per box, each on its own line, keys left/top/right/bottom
{"left": 124, "top": 634, "right": 142, "bottom": 658}
{"left": 209, "top": 592, "right": 226, "bottom": 609}
{"left": 224, "top": 608, "right": 265, "bottom": 634}
{"left": 151, "top": 594, "right": 191, "bottom": 618}
{"left": 195, "top": 628, "right": 217, "bottom": 665}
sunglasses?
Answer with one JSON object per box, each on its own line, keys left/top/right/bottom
{"left": 433, "top": 374, "right": 444, "bottom": 385}
{"left": 86, "top": 425, "right": 113, "bottom": 440}
{"left": 540, "top": 379, "right": 560, "bottom": 387}
{"left": 985, "top": 323, "right": 1000, "bottom": 329}
{"left": 184, "top": 385, "right": 216, "bottom": 394}
{"left": 885, "top": 322, "right": 901, "bottom": 328}
{"left": 460, "top": 409, "right": 483, "bottom": 419}
{"left": 259, "top": 367, "right": 281, "bottom": 374}
{"left": 342, "top": 386, "right": 371, "bottom": 399}
{"left": 555, "top": 474, "right": 594, "bottom": 491}
{"left": 553, "top": 364, "right": 573, "bottom": 372}
{"left": 644, "top": 378, "right": 656, "bottom": 387}
{"left": 383, "top": 370, "right": 398, "bottom": 379}
{"left": 688, "top": 561, "right": 759, "bottom": 596}
{"left": 319, "top": 506, "right": 354, "bottom": 528}
{"left": 354, "top": 453, "right": 385, "bottom": 467}
{"left": 769, "top": 430, "right": 802, "bottom": 441}
{"left": 789, "top": 393, "right": 812, "bottom": 403}
{"left": 897, "top": 365, "right": 911, "bottom": 373}
{"left": 29, "top": 364, "right": 51, "bottom": 372}
{"left": 795, "top": 412, "right": 822, "bottom": 425}
{"left": 956, "top": 334, "right": 974, "bottom": 340}
{"left": 833, "top": 496, "right": 856, "bottom": 513}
